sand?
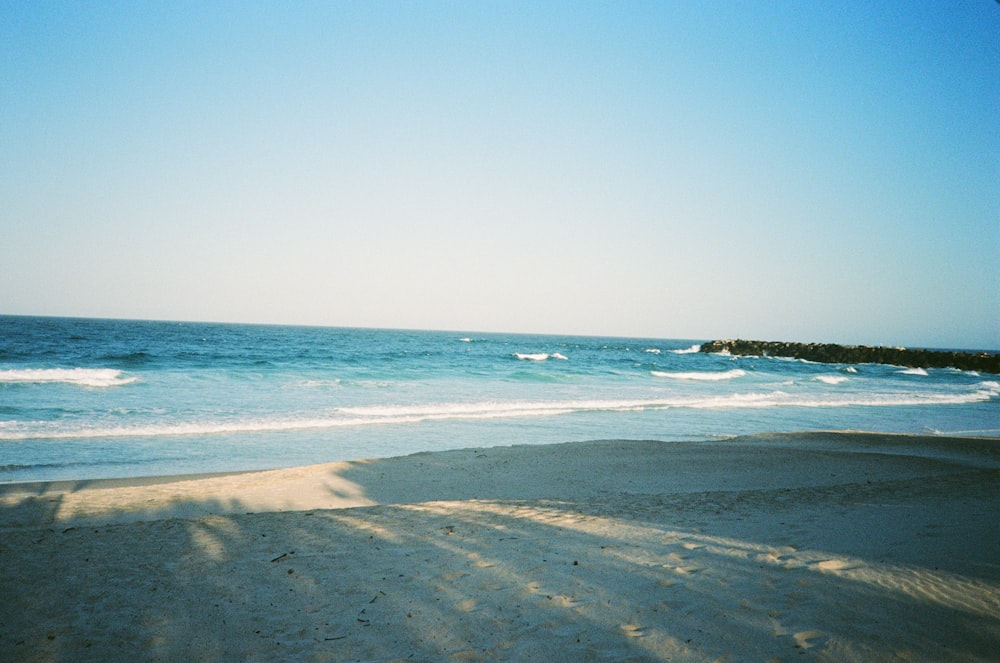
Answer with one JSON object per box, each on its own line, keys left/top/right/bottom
{"left": 1, "top": 432, "right": 998, "bottom": 662}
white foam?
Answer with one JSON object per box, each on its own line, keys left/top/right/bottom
{"left": 515, "top": 353, "right": 568, "bottom": 361}
{"left": 459, "top": 338, "right": 472, "bottom": 343}
{"left": 301, "top": 379, "right": 342, "bottom": 388}
{"left": 929, "top": 428, "right": 1000, "bottom": 436}
{"left": 845, "top": 367, "right": 859, "bottom": 373}
{"left": 1, "top": 386, "right": 995, "bottom": 441}
{"left": 670, "top": 344, "right": 701, "bottom": 354}
{"left": 816, "top": 375, "right": 849, "bottom": 385}
{"left": 651, "top": 369, "right": 747, "bottom": 381}
{"left": 975, "top": 381, "right": 1000, "bottom": 395}
{"left": 644, "top": 348, "right": 661, "bottom": 355}
{"left": 898, "top": 368, "right": 929, "bottom": 376}
{"left": 0, "top": 368, "right": 137, "bottom": 388}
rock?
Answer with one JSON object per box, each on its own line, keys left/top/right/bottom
{"left": 699, "top": 340, "right": 999, "bottom": 373}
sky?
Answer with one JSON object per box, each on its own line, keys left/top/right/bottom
{"left": 2, "top": 1, "right": 998, "bottom": 349}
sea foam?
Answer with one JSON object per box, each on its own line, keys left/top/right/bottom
{"left": 651, "top": 369, "right": 746, "bottom": 381}
{"left": 515, "top": 353, "right": 568, "bottom": 361}
{"left": 0, "top": 368, "right": 137, "bottom": 387}
{"left": 2, "top": 386, "right": 994, "bottom": 442}
{"left": 976, "top": 381, "right": 1000, "bottom": 395}
{"left": 670, "top": 344, "right": 702, "bottom": 354}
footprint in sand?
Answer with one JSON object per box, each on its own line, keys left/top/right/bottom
{"left": 660, "top": 553, "right": 703, "bottom": 576}
{"left": 793, "top": 630, "right": 828, "bottom": 650}
{"left": 673, "top": 565, "right": 703, "bottom": 576}
{"left": 541, "top": 594, "right": 582, "bottom": 609}
{"left": 620, "top": 623, "right": 645, "bottom": 638}
{"left": 755, "top": 552, "right": 783, "bottom": 565}
{"left": 814, "top": 559, "right": 858, "bottom": 572}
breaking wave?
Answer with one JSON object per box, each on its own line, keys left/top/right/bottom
{"left": 4, "top": 386, "right": 993, "bottom": 441}
{"left": 0, "top": 368, "right": 137, "bottom": 388}
{"left": 515, "top": 353, "right": 568, "bottom": 361}
{"left": 651, "top": 369, "right": 746, "bottom": 381}
{"left": 670, "top": 344, "right": 702, "bottom": 354}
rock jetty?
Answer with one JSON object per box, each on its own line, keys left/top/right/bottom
{"left": 700, "top": 340, "right": 1000, "bottom": 374}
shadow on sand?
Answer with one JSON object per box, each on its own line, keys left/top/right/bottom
{"left": 1, "top": 435, "right": 999, "bottom": 661}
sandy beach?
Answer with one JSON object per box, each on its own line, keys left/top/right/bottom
{"left": 1, "top": 432, "right": 998, "bottom": 662}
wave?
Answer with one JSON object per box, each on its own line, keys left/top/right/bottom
{"left": 515, "top": 353, "right": 568, "bottom": 361}
{"left": 0, "top": 368, "right": 137, "bottom": 387}
{"left": 651, "top": 369, "right": 746, "bottom": 381}
{"left": 898, "top": 368, "right": 929, "bottom": 376}
{"left": 300, "top": 379, "right": 342, "bottom": 388}
{"left": 6, "top": 385, "right": 992, "bottom": 441}
{"left": 976, "top": 380, "right": 1000, "bottom": 395}
{"left": 816, "top": 375, "right": 849, "bottom": 385}
{"left": 925, "top": 428, "right": 1000, "bottom": 437}
{"left": 670, "top": 344, "right": 701, "bottom": 354}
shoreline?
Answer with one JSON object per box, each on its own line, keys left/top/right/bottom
{"left": 3, "top": 431, "right": 998, "bottom": 661}
{"left": 3, "top": 428, "right": 997, "bottom": 493}
{"left": 3, "top": 431, "right": 998, "bottom": 528}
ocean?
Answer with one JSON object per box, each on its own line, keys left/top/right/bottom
{"left": 1, "top": 316, "right": 997, "bottom": 483}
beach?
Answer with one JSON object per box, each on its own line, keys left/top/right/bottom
{"left": 1, "top": 432, "right": 998, "bottom": 662}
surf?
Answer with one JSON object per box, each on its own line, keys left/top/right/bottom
{"left": 0, "top": 368, "right": 137, "bottom": 387}
{"left": 670, "top": 344, "right": 702, "bottom": 354}
{"left": 514, "top": 353, "right": 568, "bottom": 361}
{"left": 4, "top": 386, "right": 994, "bottom": 442}
{"left": 651, "top": 369, "right": 746, "bottom": 381}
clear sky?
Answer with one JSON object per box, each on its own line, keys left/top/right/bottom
{"left": 2, "top": 1, "right": 998, "bottom": 349}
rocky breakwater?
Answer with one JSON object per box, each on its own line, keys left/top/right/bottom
{"left": 700, "top": 340, "right": 1000, "bottom": 374}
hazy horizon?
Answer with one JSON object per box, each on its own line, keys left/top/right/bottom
{"left": 3, "top": 312, "right": 998, "bottom": 353}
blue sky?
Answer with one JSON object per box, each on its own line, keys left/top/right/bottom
{"left": 2, "top": 1, "right": 998, "bottom": 349}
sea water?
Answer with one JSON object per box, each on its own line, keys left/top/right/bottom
{"left": 1, "top": 316, "right": 997, "bottom": 482}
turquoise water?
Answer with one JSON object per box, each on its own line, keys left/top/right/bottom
{"left": 1, "top": 316, "right": 997, "bottom": 482}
